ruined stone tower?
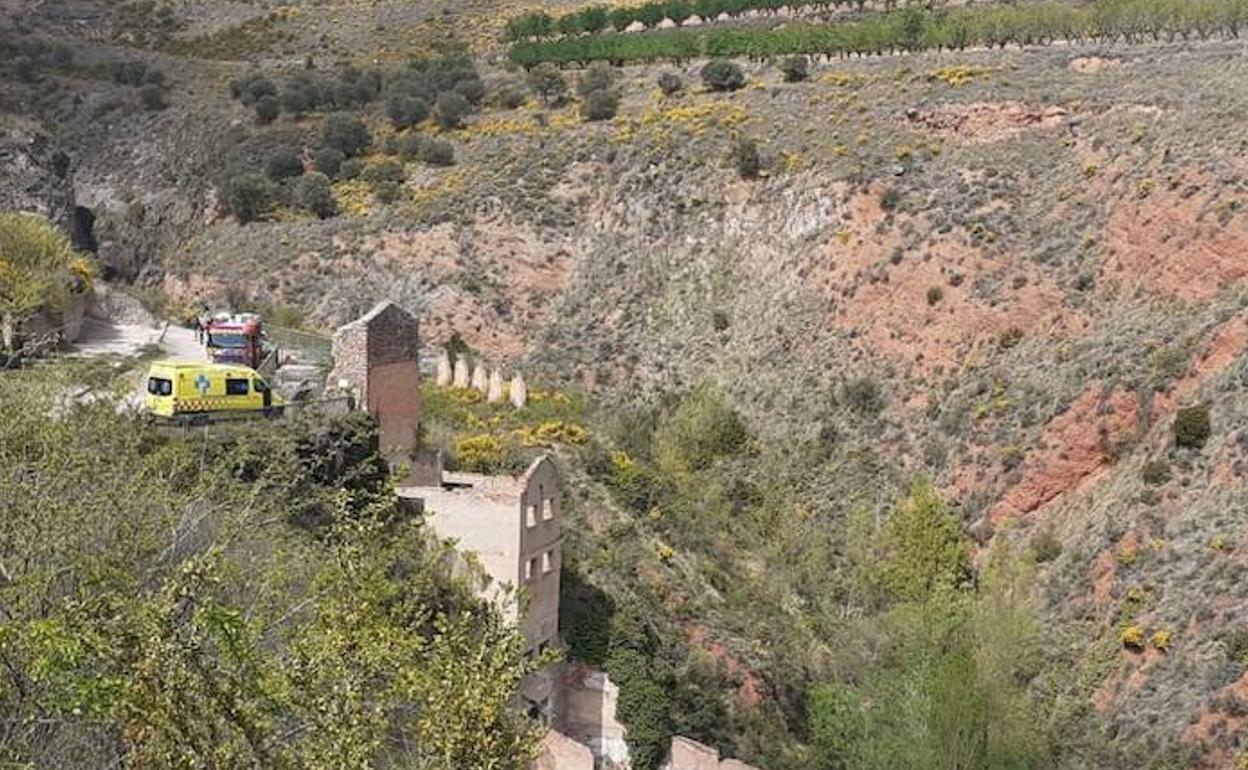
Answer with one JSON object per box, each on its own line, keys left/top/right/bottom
{"left": 326, "top": 300, "right": 422, "bottom": 460}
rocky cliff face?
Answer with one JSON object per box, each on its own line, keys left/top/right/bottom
{"left": 0, "top": 123, "right": 81, "bottom": 244}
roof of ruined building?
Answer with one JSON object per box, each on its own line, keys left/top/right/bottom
{"left": 340, "top": 300, "right": 419, "bottom": 330}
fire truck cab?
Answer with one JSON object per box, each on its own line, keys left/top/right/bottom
{"left": 205, "top": 312, "right": 269, "bottom": 370}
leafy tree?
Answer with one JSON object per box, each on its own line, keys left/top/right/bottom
{"left": 701, "top": 60, "right": 744, "bottom": 91}
{"left": 610, "top": 6, "right": 636, "bottom": 30}
{"left": 220, "top": 172, "right": 277, "bottom": 224}
{"left": 667, "top": 0, "right": 694, "bottom": 26}
{"left": 527, "top": 64, "right": 568, "bottom": 106}
{"left": 0, "top": 372, "right": 546, "bottom": 769}
{"left": 606, "top": 606, "right": 673, "bottom": 770}
{"left": 556, "top": 13, "right": 584, "bottom": 36}
{"left": 875, "top": 480, "right": 970, "bottom": 604}
{"left": 321, "top": 112, "right": 371, "bottom": 157}
{"left": 294, "top": 172, "right": 336, "bottom": 219}
{"left": 580, "top": 5, "right": 610, "bottom": 33}
{"left": 281, "top": 73, "right": 328, "bottom": 115}
{"left": 434, "top": 91, "right": 471, "bottom": 130}
{"left": 810, "top": 533, "right": 1045, "bottom": 770}
{"left": 0, "top": 213, "right": 92, "bottom": 353}
{"left": 386, "top": 94, "right": 430, "bottom": 129}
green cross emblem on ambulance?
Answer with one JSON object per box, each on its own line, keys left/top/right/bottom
{"left": 194, "top": 374, "right": 211, "bottom": 395}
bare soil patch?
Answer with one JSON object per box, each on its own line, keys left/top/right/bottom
{"left": 1102, "top": 175, "right": 1248, "bottom": 301}
{"left": 988, "top": 384, "right": 1141, "bottom": 524}
{"left": 905, "top": 102, "right": 1068, "bottom": 143}
{"left": 819, "top": 188, "right": 1083, "bottom": 374}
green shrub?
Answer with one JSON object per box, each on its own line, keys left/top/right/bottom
{"left": 294, "top": 172, "right": 336, "bottom": 219}
{"left": 14, "top": 56, "right": 35, "bottom": 83}
{"left": 1142, "top": 460, "right": 1171, "bottom": 486}
{"left": 1029, "top": 525, "right": 1062, "bottom": 563}
{"left": 730, "top": 136, "right": 760, "bottom": 179}
{"left": 254, "top": 95, "right": 280, "bottom": 124}
{"left": 266, "top": 148, "right": 304, "bottom": 180}
{"left": 700, "top": 60, "right": 744, "bottom": 91}
{"left": 654, "top": 385, "right": 749, "bottom": 475}
{"left": 657, "top": 71, "right": 682, "bottom": 95}
{"left": 395, "top": 133, "right": 425, "bottom": 161}
{"left": 313, "top": 146, "right": 344, "bottom": 178}
{"left": 452, "top": 76, "right": 486, "bottom": 105}
{"left": 373, "top": 181, "right": 402, "bottom": 204}
{"left": 580, "top": 88, "right": 620, "bottom": 122}
{"left": 496, "top": 84, "right": 528, "bottom": 109}
{"left": 362, "top": 159, "right": 405, "bottom": 185}
{"left": 111, "top": 60, "right": 149, "bottom": 86}
{"left": 434, "top": 91, "right": 470, "bottom": 130}
{"left": 386, "top": 95, "right": 429, "bottom": 128}
{"left": 842, "top": 377, "right": 883, "bottom": 416}
{"left": 780, "top": 55, "right": 809, "bottom": 82}
{"left": 280, "top": 73, "right": 325, "bottom": 115}
{"left": 321, "top": 113, "right": 371, "bottom": 157}
{"left": 220, "top": 173, "right": 276, "bottom": 225}
{"left": 229, "top": 70, "right": 276, "bottom": 105}
{"left": 997, "top": 327, "right": 1024, "bottom": 350}
{"left": 139, "top": 84, "right": 169, "bottom": 111}
{"left": 418, "top": 139, "right": 456, "bottom": 167}
{"left": 1174, "top": 405, "right": 1211, "bottom": 448}
{"left": 577, "top": 62, "right": 616, "bottom": 97}
{"left": 926, "top": 286, "right": 943, "bottom": 305}
{"left": 340, "top": 158, "right": 363, "bottom": 180}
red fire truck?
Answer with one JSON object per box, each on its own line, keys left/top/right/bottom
{"left": 204, "top": 312, "right": 270, "bottom": 370}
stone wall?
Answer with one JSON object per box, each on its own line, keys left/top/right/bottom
{"left": 663, "top": 737, "right": 761, "bottom": 770}
{"left": 532, "top": 729, "right": 593, "bottom": 770}
{"left": 558, "top": 664, "right": 629, "bottom": 767}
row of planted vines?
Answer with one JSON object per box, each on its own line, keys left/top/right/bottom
{"left": 509, "top": 0, "right": 1248, "bottom": 66}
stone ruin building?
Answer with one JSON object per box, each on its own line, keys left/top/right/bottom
{"left": 326, "top": 300, "right": 423, "bottom": 474}
{"left": 327, "top": 302, "right": 761, "bottom": 770}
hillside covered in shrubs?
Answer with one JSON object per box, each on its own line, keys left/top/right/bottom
{"left": 8, "top": 0, "right": 1248, "bottom": 768}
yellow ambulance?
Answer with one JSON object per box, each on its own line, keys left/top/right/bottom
{"left": 144, "top": 360, "right": 285, "bottom": 420}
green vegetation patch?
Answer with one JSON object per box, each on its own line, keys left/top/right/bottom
{"left": 421, "top": 382, "right": 589, "bottom": 474}
{"left": 510, "top": 0, "right": 1248, "bottom": 66}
